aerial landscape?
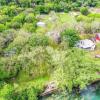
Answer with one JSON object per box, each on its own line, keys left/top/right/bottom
{"left": 0, "top": 0, "right": 100, "bottom": 100}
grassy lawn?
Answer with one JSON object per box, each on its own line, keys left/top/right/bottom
{"left": 36, "top": 13, "right": 76, "bottom": 34}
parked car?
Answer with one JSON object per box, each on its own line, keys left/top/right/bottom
{"left": 75, "top": 39, "right": 95, "bottom": 50}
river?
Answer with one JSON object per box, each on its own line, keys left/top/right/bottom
{"left": 39, "top": 81, "right": 100, "bottom": 100}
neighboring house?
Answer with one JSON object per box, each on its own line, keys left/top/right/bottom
{"left": 75, "top": 39, "right": 95, "bottom": 50}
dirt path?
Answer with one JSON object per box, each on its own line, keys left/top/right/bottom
{"left": 89, "top": 8, "right": 100, "bottom": 13}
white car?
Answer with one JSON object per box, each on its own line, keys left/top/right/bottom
{"left": 37, "top": 22, "right": 45, "bottom": 27}
{"left": 75, "top": 39, "right": 95, "bottom": 50}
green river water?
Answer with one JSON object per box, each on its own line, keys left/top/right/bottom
{"left": 80, "top": 83, "right": 100, "bottom": 100}
{"left": 40, "top": 82, "right": 100, "bottom": 100}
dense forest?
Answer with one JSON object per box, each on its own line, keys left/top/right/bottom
{"left": 0, "top": 0, "right": 100, "bottom": 100}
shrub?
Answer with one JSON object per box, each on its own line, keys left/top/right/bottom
{"left": 34, "top": 0, "right": 44, "bottom": 5}
{"left": 0, "top": 83, "right": 14, "bottom": 99}
{"left": 84, "top": 22, "right": 92, "bottom": 34}
{"left": 0, "top": 15, "right": 10, "bottom": 24}
{"left": 35, "top": 5, "right": 51, "bottom": 14}
{"left": 1, "top": 5, "right": 18, "bottom": 17}
{"left": 12, "top": 13, "right": 25, "bottom": 24}
{"left": 52, "top": 48, "right": 99, "bottom": 91}
{"left": 91, "top": 21, "right": 100, "bottom": 33}
{"left": 0, "top": 0, "right": 6, "bottom": 5}
{"left": 25, "top": 13, "right": 37, "bottom": 23}
{"left": 0, "top": 24, "right": 6, "bottom": 32}
{"left": 61, "top": 29, "right": 80, "bottom": 47}
{"left": 96, "top": 2, "right": 100, "bottom": 7}
{"left": 73, "top": 22, "right": 85, "bottom": 34}
{"left": 7, "top": 22, "right": 21, "bottom": 29}
{"left": 0, "top": 57, "right": 18, "bottom": 80}
{"left": 71, "top": 2, "right": 80, "bottom": 10}
{"left": 9, "top": 87, "right": 38, "bottom": 100}
{"left": 53, "top": 4, "right": 63, "bottom": 12}
{"left": 74, "top": 20, "right": 100, "bottom": 34}
{"left": 13, "top": 47, "right": 52, "bottom": 78}
{"left": 76, "top": 15, "right": 93, "bottom": 22}
{"left": 18, "top": 0, "right": 32, "bottom": 7}
{"left": 28, "top": 34, "right": 49, "bottom": 47}
{"left": 22, "top": 23, "right": 36, "bottom": 32}
{"left": 16, "top": 7, "right": 25, "bottom": 14}
{"left": 7, "top": 13, "right": 25, "bottom": 29}
{"left": 80, "top": 7, "right": 89, "bottom": 15}
{"left": 0, "top": 32, "right": 15, "bottom": 49}
{"left": 5, "top": 30, "right": 30, "bottom": 54}
{"left": 3, "top": 29, "right": 16, "bottom": 36}
{"left": 8, "top": 77, "right": 47, "bottom": 100}
{"left": 63, "top": 8, "right": 69, "bottom": 13}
